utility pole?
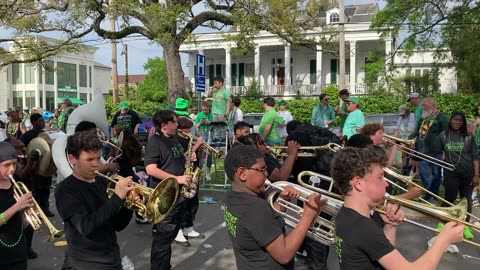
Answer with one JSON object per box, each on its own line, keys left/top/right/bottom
{"left": 123, "top": 44, "right": 129, "bottom": 99}
{"left": 110, "top": 0, "right": 119, "bottom": 103}
{"left": 338, "top": 0, "right": 346, "bottom": 90}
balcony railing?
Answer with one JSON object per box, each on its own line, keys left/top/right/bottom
{"left": 228, "top": 83, "right": 379, "bottom": 97}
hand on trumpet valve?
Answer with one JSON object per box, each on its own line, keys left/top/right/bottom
{"left": 303, "top": 194, "right": 327, "bottom": 218}
{"left": 176, "top": 175, "right": 192, "bottom": 185}
{"left": 286, "top": 140, "right": 301, "bottom": 156}
{"left": 379, "top": 203, "right": 405, "bottom": 226}
{"left": 279, "top": 186, "right": 300, "bottom": 200}
{"left": 15, "top": 192, "right": 34, "bottom": 211}
{"left": 114, "top": 176, "right": 135, "bottom": 200}
{"left": 127, "top": 189, "right": 141, "bottom": 202}
{"left": 437, "top": 221, "right": 464, "bottom": 244}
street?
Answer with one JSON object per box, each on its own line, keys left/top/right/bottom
{"left": 29, "top": 189, "right": 480, "bottom": 270}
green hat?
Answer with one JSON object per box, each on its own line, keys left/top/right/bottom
{"left": 278, "top": 100, "right": 286, "bottom": 106}
{"left": 174, "top": 98, "right": 189, "bottom": 116}
{"left": 345, "top": 96, "right": 359, "bottom": 104}
{"left": 120, "top": 101, "right": 129, "bottom": 109}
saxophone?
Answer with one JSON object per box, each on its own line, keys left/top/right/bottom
{"left": 180, "top": 131, "right": 202, "bottom": 199}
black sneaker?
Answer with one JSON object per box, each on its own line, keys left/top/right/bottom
{"left": 28, "top": 248, "right": 38, "bottom": 259}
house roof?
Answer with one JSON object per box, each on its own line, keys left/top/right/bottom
{"left": 118, "top": 75, "right": 146, "bottom": 84}
{"left": 318, "top": 3, "right": 378, "bottom": 24}
{"left": 94, "top": 61, "right": 111, "bottom": 69}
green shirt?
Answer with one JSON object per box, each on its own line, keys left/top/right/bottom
{"left": 259, "top": 108, "right": 279, "bottom": 144}
{"left": 475, "top": 126, "right": 480, "bottom": 149}
{"left": 212, "top": 88, "right": 230, "bottom": 115}
{"left": 339, "top": 101, "right": 349, "bottom": 128}
{"left": 195, "top": 111, "right": 213, "bottom": 137}
{"left": 311, "top": 104, "right": 335, "bottom": 127}
{"left": 343, "top": 109, "right": 365, "bottom": 139}
{"left": 58, "top": 106, "right": 74, "bottom": 132}
{"left": 414, "top": 103, "right": 423, "bottom": 124}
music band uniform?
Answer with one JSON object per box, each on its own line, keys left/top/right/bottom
{"left": 55, "top": 175, "right": 133, "bottom": 269}
{"left": 144, "top": 127, "right": 186, "bottom": 270}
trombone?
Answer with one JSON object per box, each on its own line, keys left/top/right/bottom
{"left": 264, "top": 180, "right": 343, "bottom": 245}
{"left": 270, "top": 143, "right": 343, "bottom": 158}
{"left": 296, "top": 171, "right": 480, "bottom": 247}
{"left": 96, "top": 171, "right": 179, "bottom": 224}
{"left": 8, "top": 175, "right": 64, "bottom": 242}
{"left": 382, "top": 134, "right": 455, "bottom": 171}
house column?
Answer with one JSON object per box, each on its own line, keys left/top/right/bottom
{"left": 35, "top": 64, "right": 40, "bottom": 107}
{"left": 316, "top": 45, "right": 323, "bottom": 87}
{"left": 42, "top": 66, "right": 46, "bottom": 107}
{"left": 76, "top": 64, "right": 80, "bottom": 99}
{"left": 188, "top": 52, "right": 196, "bottom": 90}
{"left": 254, "top": 45, "right": 260, "bottom": 84}
{"left": 53, "top": 61, "right": 58, "bottom": 108}
{"left": 385, "top": 39, "right": 392, "bottom": 72}
{"left": 284, "top": 44, "right": 291, "bottom": 94}
{"left": 349, "top": 41, "right": 356, "bottom": 93}
{"left": 225, "top": 47, "right": 231, "bottom": 88}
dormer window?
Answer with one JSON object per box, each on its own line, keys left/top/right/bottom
{"left": 330, "top": 13, "right": 339, "bottom": 23}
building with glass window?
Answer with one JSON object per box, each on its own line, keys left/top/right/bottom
{"left": 0, "top": 37, "right": 111, "bottom": 111}
{"left": 179, "top": 3, "right": 457, "bottom": 96}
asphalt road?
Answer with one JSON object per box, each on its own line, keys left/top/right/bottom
{"left": 28, "top": 189, "right": 480, "bottom": 270}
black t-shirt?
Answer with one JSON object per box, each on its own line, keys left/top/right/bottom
{"left": 144, "top": 134, "right": 185, "bottom": 188}
{"left": 224, "top": 189, "right": 294, "bottom": 270}
{"left": 20, "top": 129, "right": 43, "bottom": 147}
{"left": 264, "top": 154, "right": 281, "bottom": 178}
{"left": 111, "top": 110, "right": 141, "bottom": 135}
{"left": 335, "top": 206, "right": 394, "bottom": 270}
{"left": 55, "top": 175, "right": 132, "bottom": 270}
{"left": 0, "top": 184, "right": 27, "bottom": 265}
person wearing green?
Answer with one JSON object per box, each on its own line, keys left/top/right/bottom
{"left": 208, "top": 76, "right": 231, "bottom": 122}
{"left": 259, "top": 97, "right": 279, "bottom": 146}
{"left": 311, "top": 93, "right": 335, "bottom": 128}
{"left": 195, "top": 101, "right": 214, "bottom": 180}
{"left": 57, "top": 98, "right": 74, "bottom": 133}
{"left": 408, "top": 92, "right": 423, "bottom": 124}
{"left": 342, "top": 96, "right": 365, "bottom": 139}
{"left": 335, "top": 89, "right": 351, "bottom": 135}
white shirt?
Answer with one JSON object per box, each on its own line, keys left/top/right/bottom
{"left": 277, "top": 110, "right": 293, "bottom": 138}
{"left": 396, "top": 113, "right": 416, "bottom": 139}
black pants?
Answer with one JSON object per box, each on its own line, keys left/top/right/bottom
{"left": 1, "top": 260, "right": 27, "bottom": 270}
{"left": 151, "top": 198, "right": 185, "bottom": 270}
{"left": 180, "top": 196, "right": 199, "bottom": 229}
{"left": 442, "top": 169, "right": 473, "bottom": 222}
{"left": 32, "top": 175, "right": 53, "bottom": 212}
{"left": 24, "top": 225, "right": 34, "bottom": 249}
{"left": 303, "top": 237, "right": 329, "bottom": 270}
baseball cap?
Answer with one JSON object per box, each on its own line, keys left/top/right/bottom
{"left": 407, "top": 92, "right": 420, "bottom": 102}
{"left": 398, "top": 105, "right": 408, "bottom": 115}
{"left": 345, "top": 96, "right": 359, "bottom": 104}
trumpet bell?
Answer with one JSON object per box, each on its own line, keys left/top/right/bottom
{"left": 146, "top": 177, "right": 179, "bottom": 224}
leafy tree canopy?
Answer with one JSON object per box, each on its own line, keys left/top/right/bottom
{"left": 137, "top": 57, "right": 168, "bottom": 103}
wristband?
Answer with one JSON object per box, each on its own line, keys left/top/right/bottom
{"left": 0, "top": 212, "right": 6, "bottom": 225}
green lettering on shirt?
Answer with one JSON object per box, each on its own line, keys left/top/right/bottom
{"left": 445, "top": 141, "right": 464, "bottom": 152}
{"left": 171, "top": 144, "right": 184, "bottom": 158}
{"left": 224, "top": 206, "right": 238, "bottom": 237}
{"left": 335, "top": 235, "right": 343, "bottom": 263}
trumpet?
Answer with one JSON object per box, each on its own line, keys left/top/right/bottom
{"left": 264, "top": 180, "right": 343, "bottom": 245}
{"left": 382, "top": 134, "right": 455, "bottom": 171}
{"left": 177, "top": 130, "right": 222, "bottom": 158}
{"left": 96, "top": 171, "right": 179, "bottom": 224}
{"left": 270, "top": 143, "right": 343, "bottom": 158}
{"left": 8, "top": 175, "right": 64, "bottom": 242}
{"left": 297, "top": 171, "right": 480, "bottom": 247}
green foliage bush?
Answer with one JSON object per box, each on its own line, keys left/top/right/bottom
{"left": 104, "top": 96, "right": 167, "bottom": 122}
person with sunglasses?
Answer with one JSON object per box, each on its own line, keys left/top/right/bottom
{"left": 342, "top": 96, "right": 365, "bottom": 139}
{"left": 311, "top": 93, "right": 335, "bottom": 128}
{"left": 223, "top": 145, "right": 325, "bottom": 270}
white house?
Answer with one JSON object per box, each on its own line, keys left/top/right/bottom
{"left": 0, "top": 36, "right": 112, "bottom": 111}
{"left": 179, "top": 3, "right": 457, "bottom": 96}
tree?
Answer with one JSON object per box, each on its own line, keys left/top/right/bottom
{"left": 371, "top": 0, "right": 480, "bottom": 92}
{"left": 85, "top": 0, "right": 335, "bottom": 104}
{"left": 0, "top": 0, "right": 95, "bottom": 67}
{"left": 137, "top": 57, "right": 168, "bottom": 103}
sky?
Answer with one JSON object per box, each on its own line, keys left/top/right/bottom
{"left": 1, "top": 0, "right": 386, "bottom": 75}
{"left": 90, "top": 0, "right": 387, "bottom": 75}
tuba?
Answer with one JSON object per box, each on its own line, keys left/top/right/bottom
{"left": 26, "top": 134, "right": 57, "bottom": 176}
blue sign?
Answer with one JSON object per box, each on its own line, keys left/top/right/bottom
{"left": 195, "top": 54, "right": 206, "bottom": 92}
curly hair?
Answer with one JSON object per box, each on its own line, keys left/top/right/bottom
{"left": 67, "top": 131, "right": 103, "bottom": 158}
{"left": 224, "top": 145, "right": 264, "bottom": 181}
{"left": 330, "top": 146, "right": 386, "bottom": 195}
{"left": 359, "top": 123, "right": 384, "bottom": 136}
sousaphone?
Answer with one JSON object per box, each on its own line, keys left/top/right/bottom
{"left": 27, "top": 134, "right": 56, "bottom": 176}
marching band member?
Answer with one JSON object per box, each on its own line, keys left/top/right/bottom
{"left": 331, "top": 147, "right": 464, "bottom": 270}
{"left": 55, "top": 131, "right": 133, "bottom": 269}
{"left": 144, "top": 110, "right": 192, "bottom": 270}
{"left": 0, "top": 142, "right": 34, "bottom": 270}
{"left": 224, "top": 145, "right": 325, "bottom": 269}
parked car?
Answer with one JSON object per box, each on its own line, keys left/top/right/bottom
{"left": 364, "top": 113, "right": 399, "bottom": 135}
{"left": 243, "top": 113, "right": 264, "bottom": 134}
{"left": 0, "top": 110, "right": 7, "bottom": 128}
